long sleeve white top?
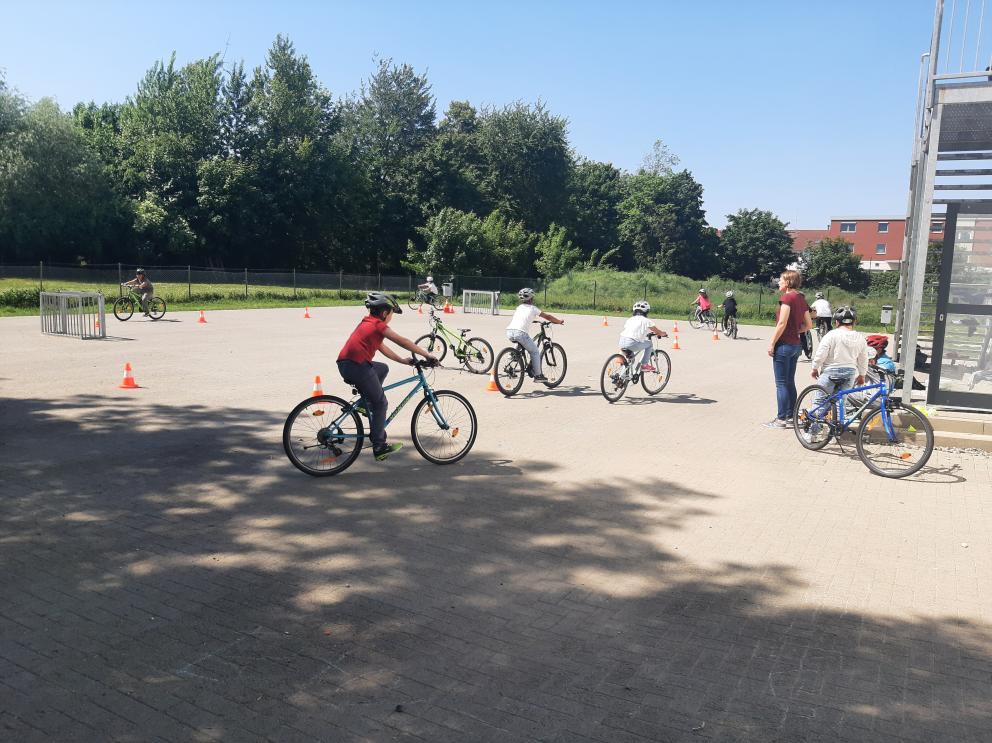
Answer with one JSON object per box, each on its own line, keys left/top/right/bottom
{"left": 812, "top": 328, "right": 869, "bottom": 377}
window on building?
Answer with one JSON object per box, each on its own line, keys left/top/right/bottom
{"left": 931, "top": 221, "right": 944, "bottom": 232}
{"left": 840, "top": 222, "right": 856, "bottom": 233}
{"left": 875, "top": 244, "right": 886, "bottom": 255}
{"left": 878, "top": 222, "right": 889, "bottom": 233}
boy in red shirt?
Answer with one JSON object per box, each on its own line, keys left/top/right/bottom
{"left": 337, "top": 292, "right": 437, "bottom": 461}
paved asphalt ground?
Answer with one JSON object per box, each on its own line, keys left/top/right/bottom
{"left": 2, "top": 306, "right": 991, "bottom": 742}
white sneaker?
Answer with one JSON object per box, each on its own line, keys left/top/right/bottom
{"left": 763, "top": 419, "right": 789, "bottom": 429}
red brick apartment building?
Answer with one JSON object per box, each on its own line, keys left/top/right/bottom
{"left": 789, "top": 216, "right": 947, "bottom": 270}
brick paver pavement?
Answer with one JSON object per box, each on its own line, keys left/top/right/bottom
{"left": 2, "top": 308, "right": 991, "bottom": 742}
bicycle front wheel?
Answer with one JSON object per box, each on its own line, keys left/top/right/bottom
{"left": 688, "top": 311, "right": 701, "bottom": 330}
{"left": 730, "top": 317, "right": 738, "bottom": 339}
{"left": 113, "top": 297, "right": 134, "bottom": 321}
{"left": 463, "top": 337, "right": 494, "bottom": 374}
{"left": 283, "top": 395, "right": 364, "bottom": 477}
{"left": 495, "top": 347, "right": 525, "bottom": 396}
{"left": 542, "top": 342, "right": 567, "bottom": 388}
{"left": 793, "top": 385, "right": 834, "bottom": 450}
{"left": 408, "top": 294, "right": 422, "bottom": 310}
{"left": 705, "top": 313, "right": 718, "bottom": 331}
{"left": 415, "top": 334, "right": 448, "bottom": 363}
{"left": 149, "top": 298, "right": 166, "bottom": 320}
{"left": 641, "top": 349, "right": 672, "bottom": 395}
{"left": 411, "top": 390, "right": 478, "bottom": 464}
{"left": 600, "top": 354, "right": 630, "bottom": 402}
{"left": 856, "top": 405, "right": 934, "bottom": 478}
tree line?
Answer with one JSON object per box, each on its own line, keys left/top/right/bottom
{"left": 1, "top": 35, "right": 865, "bottom": 287}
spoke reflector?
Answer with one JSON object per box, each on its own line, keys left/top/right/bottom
{"left": 312, "top": 409, "right": 324, "bottom": 416}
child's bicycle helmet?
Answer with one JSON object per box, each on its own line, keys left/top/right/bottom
{"left": 834, "top": 305, "right": 856, "bottom": 325}
{"left": 632, "top": 300, "right": 650, "bottom": 315}
{"left": 364, "top": 291, "right": 402, "bottom": 314}
{"left": 725, "top": 290, "right": 734, "bottom": 298}
{"left": 518, "top": 288, "right": 535, "bottom": 301}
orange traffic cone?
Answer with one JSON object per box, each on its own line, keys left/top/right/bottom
{"left": 602, "top": 316, "right": 609, "bottom": 327}
{"left": 486, "top": 371, "right": 498, "bottom": 392}
{"left": 118, "top": 362, "right": 140, "bottom": 389}
{"left": 95, "top": 317, "right": 101, "bottom": 331}
{"left": 198, "top": 310, "right": 207, "bottom": 324}
{"left": 444, "top": 300, "right": 454, "bottom": 314}
{"left": 311, "top": 375, "right": 324, "bottom": 397}
{"left": 712, "top": 326, "right": 720, "bottom": 341}
{"left": 673, "top": 320, "right": 679, "bottom": 333}
{"left": 672, "top": 334, "right": 681, "bottom": 350}
{"left": 303, "top": 307, "right": 311, "bottom": 319}
{"left": 418, "top": 304, "right": 423, "bottom": 315}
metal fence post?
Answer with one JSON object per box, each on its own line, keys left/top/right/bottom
{"left": 593, "top": 280, "right": 597, "bottom": 309}
{"left": 644, "top": 281, "right": 647, "bottom": 300}
{"left": 293, "top": 268, "right": 297, "bottom": 299}
{"left": 187, "top": 265, "right": 191, "bottom": 300}
{"left": 118, "top": 262, "right": 122, "bottom": 296}
{"left": 758, "top": 285, "right": 762, "bottom": 316}
{"left": 339, "top": 270, "right": 343, "bottom": 298}
{"left": 544, "top": 284, "right": 548, "bottom": 305}
{"left": 377, "top": 273, "right": 382, "bottom": 290}
{"left": 244, "top": 268, "right": 248, "bottom": 299}
{"left": 39, "top": 261, "right": 44, "bottom": 291}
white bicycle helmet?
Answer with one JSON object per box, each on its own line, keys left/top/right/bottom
{"left": 725, "top": 290, "right": 734, "bottom": 298}
{"left": 518, "top": 287, "right": 535, "bottom": 301}
{"left": 698, "top": 288, "right": 707, "bottom": 295}
{"left": 632, "top": 300, "right": 650, "bottom": 315}
{"left": 426, "top": 275, "right": 433, "bottom": 282}
{"left": 834, "top": 305, "right": 857, "bottom": 325}
{"left": 815, "top": 291, "right": 824, "bottom": 299}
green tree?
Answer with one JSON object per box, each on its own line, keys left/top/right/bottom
{"left": 640, "top": 139, "right": 679, "bottom": 176}
{"left": 535, "top": 223, "right": 581, "bottom": 279}
{"left": 406, "top": 207, "right": 486, "bottom": 275}
{"left": 417, "top": 101, "right": 487, "bottom": 216}
{"left": 800, "top": 237, "right": 870, "bottom": 292}
{"left": 479, "top": 209, "right": 537, "bottom": 275}
{"left": 617, "top": 170, "right": 717, "bottom": 277}
{"left": 565, "top": 159, "right": 623, "bottom": 266}
{"left": 718, "top": 208, "right": 795, "bottom": 281}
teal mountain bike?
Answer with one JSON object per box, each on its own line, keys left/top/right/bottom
{"left": 415, "top": 309, "right": 494, "bottom": 374}
{"left": 283, "top": 359, "right": 478, "bottom": 477}
{"left": 793, "top": 378, "right": 934, "bottom": 478}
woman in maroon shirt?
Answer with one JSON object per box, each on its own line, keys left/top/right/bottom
{"left": 764, "top": 270, "right": 813, "bottom": 429}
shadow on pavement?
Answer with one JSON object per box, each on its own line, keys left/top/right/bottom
{"left": 0, "top": 394, "right": 990, "bottom": 741}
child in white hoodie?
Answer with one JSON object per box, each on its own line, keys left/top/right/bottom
{"left": 810, "top": 305, "right": 868, "bottom": 395}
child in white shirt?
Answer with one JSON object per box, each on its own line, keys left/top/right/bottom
{"left": 620, "top": 301, "right": 668, "bottom": 371}
{"left": 506, "top": 288, "right": 563, "bottom": 382}
{"left": 810, "top": 305, "right": 868, "bottom": 395}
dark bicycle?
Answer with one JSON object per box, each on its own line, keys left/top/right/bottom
{"left": 494, "top": 321, "right": 567, "bottom": 396}
{"left": 720, "top": 314, "right": 739, "bottom": 339}
{"left": 599, "top": 333, "right": 672, "bottom": 402}
{"left": 408, "top": 290, "right": 444, "bottom": 311}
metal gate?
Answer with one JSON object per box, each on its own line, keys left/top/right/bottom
{"left": 40, "top": 291, "right": 107, "bottom": 340}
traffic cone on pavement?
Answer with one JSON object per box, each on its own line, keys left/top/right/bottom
{"left": 303, "top": 307, "right": 311, "bottom": 319}
{"left": 673, "top": 320, "right": 679, "bottom": 333}
{"left": 712, "top": 326, "right": 720, "bottom": 341}
{"left": 118, "top": 362, "right": 140, "bottom": 389}
{"left": 486, "top": 371, "right": 498, "bottom": 392}
{"left": 311, "top": 375, "right": 324, "bottom": 397}
{"left": 672, "top": 334, "right": 680, "bottom": 350}
{"left": 198, "top": 310, "right": 207, "bottom": 324}
{"left": 602, "top": 316, "right": 609, "bottom": 327}
{"left": 418, "top": 304, "right": 423, "bottom": 315}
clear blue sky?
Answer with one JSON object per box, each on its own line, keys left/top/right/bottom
{"left": 2, "top": 0, "right": 937, "bottom": 228}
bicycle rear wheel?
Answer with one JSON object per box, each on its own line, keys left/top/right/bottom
{"left": 495, "top": 347, "right": 525, "bottom": 396}
{"left": 411, "top": 390, "right": 477, "bottom": 464}
{"left": 283, "top": 395, "right": 364, "bottom": 477}
{"left": 641, "top": 349, "right": 672, "bottom": 395}
{"left": 688, "top": 311, "right": 701, "bottom": 330}
{"left": 542, "top": 342, "right": 567, "bottom": 388}
{"left": 793, "top": 385, "right": 835, "bottom": 450}
{"left": 113, "top": 297, "right": 134, "bottom": 321}
{"left": 600, "top": 354, "right": 630, "bottom": 402}
{"left": 415, "top": 334, "right": 448, "bottom": 363}
{"left": 856, "top": 405, "right": 934, "bottom": 478}
{"left": 704, "top": 312, "right": 718, "bottom": 331}
{"left": 801, "top": 331, "right": 813, "bottom": 360}
{"left": 430, "top": 294, "right": 446, "bottom": 310}
{"left": 149, "top": 297, "right": 166, "bottom": 320}
{"left": 463, "top": 337, "right": 494, "bottom": 374}
{"left": 730, "top": 317, "right": 738, "bottom": 339}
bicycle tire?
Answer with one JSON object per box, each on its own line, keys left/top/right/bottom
{"left": 856, "top": 404, "right": 934, "bottom": 478}
{"left": 463, "top": 337, "right": 494, "bottom": 374}
{"left": 599, "top": 354, "right": 629, "bottom": 402}
{"left": 430, "top": 294, "right": 446, "bottom": 310}
{"left": 641, "top": 349, "right": 672, "bottom": 395}
{"left": 408, "top": 294, "right": 422, "bottom": 310}
{"left": 542, "top": 342, "right": 568, "bottom": 388}
{"left": 801, "top": 331, "right": 813, "bottom": 360}
{"left": 793, "top": 385, "right": 835, "bottom": 450}
{"left": 730, "top": 317, "right": 738, "bottom": 339}
{"left": 415, "top": 334, "right": 448, "bottom": 363}
{"left": 113, "top": 297, "right": 134, "bottom": 322}
{"left": 411, "top": 390, "right": 478, "bottom": 465}
{"left": 495, "top": 347, "right": 525, "bottom": 396}
{"left": 283, "top": 395, "right": 364, "bottom": 477}
{"left": 705, "top": 312, "right": 718, "bottom": 331}
{"left": 149, "top": 297, "right": 166, "bottom": 320}
{"left": 688, "top": 311, "right": 701, "bottom": 330}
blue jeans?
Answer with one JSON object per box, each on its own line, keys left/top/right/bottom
{"left": 818, "top": 366, "right": 856, "bottom": 396}
{"left": 507, "top": 329, "right": 542, "bottom": 376}
{"left": 620, "top": 338, "right": 652, "bottom": 365}
{"left": 772, "top": 343, "right": 802, "bottom": 420}
{"left": 337, "top": 360, "right": 389, "bottom": 450}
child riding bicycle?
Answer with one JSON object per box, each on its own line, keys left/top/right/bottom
{"left": 720, "top": 291, "right": 737, "bottom": 327}
{"left": 620, "top": 301, "right": 668, "bottom": 371}
{"left": 417, "top": 275, "right": 439, "bottom": 304}
{"left": 122, "top": 268, "right": 154, "bottom": 316}
{"left": 692, "top": 289, "right": 711, "bottom": 324}
{"left": 506, "top": 288, "right": 563, "bottom": 383}
{"left": 811, "top": 292, "right": 833, "bottom": 338}
{"left": 810, "top": 306, "right": 868, "bottom": 397}
{"left": 337, "top": 292, "right": 437, "bottom": 461}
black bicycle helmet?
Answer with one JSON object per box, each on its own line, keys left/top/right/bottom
{"left": 135, "top": 267, "right": 145, "bottom": 274}
{"left": 834, "top": 305, "right": 856, "bottom": 325}
{"left": 364, "top": 291, "right": 402, "bottom": 314}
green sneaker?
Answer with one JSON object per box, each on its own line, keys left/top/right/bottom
{"left": 352, "top": 404, "right": 369, "bottom": 417}
{"left": 373, "top": 443, "right": 403, "bottom": 461}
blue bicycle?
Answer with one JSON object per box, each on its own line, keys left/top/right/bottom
{"left": 283, "top": 359, "right": 477, "bottom": 476}
{"left": 793, "top": 378, "right": 934, "bottom": 478}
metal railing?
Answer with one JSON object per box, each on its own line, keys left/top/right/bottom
{"left": 40, "top": 291, "right": 106, "bottom": 340}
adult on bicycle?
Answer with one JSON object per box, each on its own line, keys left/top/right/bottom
{"left": 720, "top": 291, "right": 737, "bottom": 329}
{"left": 336, "top": 292, "right": 437, "bottom": 461}
{"left": 811, "top": 291, "right": 833, "bottom": 338}
{"left": 505, "top": 287, "right": 563, "bottom": 383}
{"left": 691, "top": 289, "right": 711, "bottom": 325}
{"left": 122, "top": 268, "right": 154, "bottom": 317}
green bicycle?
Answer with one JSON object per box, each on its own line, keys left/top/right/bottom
{"left": 415, "top": 309, "right": 494, "bottom": 374}
{"left": 283, "top": 358, "right": 477, "bottom": 477}
{"left": 114, "top": 284, "right": 166, "bottom": 321}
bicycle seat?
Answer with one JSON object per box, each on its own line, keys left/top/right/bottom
{"left": 621, "top": 349, "right": 634, "bottom": 358}
{"left": 458, "top": 328, "right": 471, "bottom": 334}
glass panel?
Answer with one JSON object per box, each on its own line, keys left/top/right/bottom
{"left": 948, "top": 215, "right": 992, "bottom": 305}
{"left": 937, "top": 313, "right": 992, "bottom": 395}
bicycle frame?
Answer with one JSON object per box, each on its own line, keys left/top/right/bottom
{"left": 326, "top": 366, "right": 451, "bottom": 440}
{"left": 426, "top": 314, "right": 471, "bottom": 353}
{"left": 806, "top": 380, "right": 896, "bottom": 439}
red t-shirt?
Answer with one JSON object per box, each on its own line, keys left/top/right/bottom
{"left": 777, "top": 291, "right": 809, "bottom": 346}
{"left": 338, "top": 316, "right": 388, "bottom": 364}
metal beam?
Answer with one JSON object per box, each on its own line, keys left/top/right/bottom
{"left": 937, "top": 151, "right": 992, "bottom": 159}
{"left": 935, "top": 168, "right": 992, "bottom": 174}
